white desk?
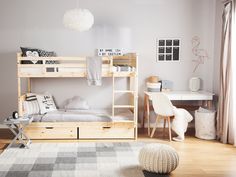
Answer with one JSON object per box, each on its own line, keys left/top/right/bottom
{"left": 143, "top": 91, "right": 214, "bottom": 135}
{"left": 145, "top": 91, "right": 214, "bottom": 101}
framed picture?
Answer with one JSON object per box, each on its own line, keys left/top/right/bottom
{"left": 156, "top": 38, "right": 181, "bottom": 62}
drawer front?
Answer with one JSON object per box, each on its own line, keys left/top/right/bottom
{"left": 24, "top": 127, "right": 77, "bottom": 139}
{"left": 79, "top": 126, "right": 135, "bottom": 139}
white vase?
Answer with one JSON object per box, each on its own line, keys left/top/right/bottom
{"left": 189, "top": 77, "right": 201, "bottom": 92}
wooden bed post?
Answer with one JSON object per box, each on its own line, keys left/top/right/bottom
{"left": 128, "top": 53, "right": 139, "bottom": 140}
{"left": 112, "top": 74, "right": 115, "bottom": 117}
{"left": 17, "top": 76, "right": 23, "bottom": 116}
{"left": 110, "top": 56, "right": 115, "bottom": 118}
{"left": 134, "top": 54, "right": 138, "bottom": 140}
{"left": 17, "top": 53, "right": 22, "bottom": 116}
{"left": 27, "top": 78, "right": 31, "bottom": 93}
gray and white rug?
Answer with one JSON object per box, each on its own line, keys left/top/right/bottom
{"left": 0, "top": 142, "right": 165, "bottom": 177}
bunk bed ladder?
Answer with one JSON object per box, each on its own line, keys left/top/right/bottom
{"left": 112, "top": 74, "right": 137, "bottom": 120}
{"left": 112, "top": 74, "right": 115, "bottom": 117}
{"left": 112, "top": 54, "right": 138, "bottom": 140}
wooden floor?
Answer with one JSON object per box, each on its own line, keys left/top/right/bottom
{"left": 0, "top": 128, "right": 235, "bottom": 177}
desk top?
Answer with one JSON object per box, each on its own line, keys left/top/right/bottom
{"left": 144, "top": 91, "right": 214, "bottom": 101}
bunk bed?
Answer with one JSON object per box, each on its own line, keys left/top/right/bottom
{"left": 17, "top": 53, "right": 138, "bottom": 140}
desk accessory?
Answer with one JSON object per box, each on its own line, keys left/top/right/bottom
{"left": 189, "top": 77, "right": 201, "bottom": 92}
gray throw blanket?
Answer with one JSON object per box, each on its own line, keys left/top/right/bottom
{"left": 86, "top": 56, "right": 102, "bottom": 86}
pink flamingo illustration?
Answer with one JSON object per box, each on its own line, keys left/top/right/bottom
{"left": 191, "top": 36, "right": 209, "bottom": 72}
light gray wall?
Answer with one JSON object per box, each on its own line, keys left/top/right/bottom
{"left": 0, "top": 0, "right": 218, "bottom": 122}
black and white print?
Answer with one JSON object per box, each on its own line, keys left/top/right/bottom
{"left": 156, "top": 39, "right": 180, "bottom": 62}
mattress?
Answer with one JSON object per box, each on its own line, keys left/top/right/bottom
{"left": 32, "top": 109, "right": 133, "bottom": 122}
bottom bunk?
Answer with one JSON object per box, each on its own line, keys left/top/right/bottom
{"left": 24, "top": 109, "right": 137, "bottom": 140}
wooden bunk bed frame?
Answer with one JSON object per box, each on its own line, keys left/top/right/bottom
{"left": 17, "top": 53, "right": 138, "bottom": 140}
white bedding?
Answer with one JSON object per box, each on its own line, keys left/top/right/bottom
{"left": 32, "top": 109, "right": 133, "bottom": 122}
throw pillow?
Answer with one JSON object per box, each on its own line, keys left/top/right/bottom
{"left": 20, "top": 47, "right": 43, "bottom": 64}
{"left": 64, "top": 96, "right": 89, "bottom": 110}
{"left": 36, "top": 93, "right": 57, "bottom": 114}
{"left": 38, "top": 50, "right": 58, "bottom": 64}
{"left": 23, "top": 100, "right": 40, "bottom": 115}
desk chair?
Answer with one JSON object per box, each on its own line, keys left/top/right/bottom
{"left": 150, "top": 93, "right": 175, "bottom": 141}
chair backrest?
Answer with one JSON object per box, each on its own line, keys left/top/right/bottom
{"left": 151, "top": 93, "right": 174, "bottom": 117}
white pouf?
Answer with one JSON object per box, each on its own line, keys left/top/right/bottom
{"left": 139, "top": 143, "right": 179, "bottom": 174}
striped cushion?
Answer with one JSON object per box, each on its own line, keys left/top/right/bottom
{"left": 23, "top": 100, "right": 40, "bottom": 115}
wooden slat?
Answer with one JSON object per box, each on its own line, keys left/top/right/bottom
{"left": 18, "top": 72, "right": 136, "bottom": 78}
{"left": 113, "top": 105, "right": 134, "bottom": 108}
{"left": 18, "top": 64, "right": 111, "bottom": 67}
{"left": 27, "top": 122, "right": 111, "bottom": 127}
{"left": 112, "top": 74, "right": 115, "bottom": 117}
{"left": 17, "top": 56, "right": 110, "bottom": 61}
{"left": 114, "top": 90, "right": 135, "bottom": 93}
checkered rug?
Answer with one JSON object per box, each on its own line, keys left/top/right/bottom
{"left": 0, "top": 142, "right": 160, "bottom": 177}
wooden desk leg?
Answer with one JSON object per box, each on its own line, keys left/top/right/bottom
{"left": 143, "top": 94, "right": 151, "bottom": 136}
{"left": 163, "top": 119, "right": 166, "bottom": 138}
{"left": 146, "top": 95, "right": 150, "bottom": 136}
{"left": 143, "top": 95, "right": 147, "bottom": 129}
{"left": 207, "top": 100, "right": 213, "bottom": 109}
{"left": 167, "top": 117, "right": 172, "bottom": 141}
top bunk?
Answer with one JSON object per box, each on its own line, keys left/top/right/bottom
{"left": 17, "top": 53, "right": 138, "bottom": 78}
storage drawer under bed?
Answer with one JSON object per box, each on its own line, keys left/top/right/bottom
{"left": 24, "top": 122, "right": 135, "bottom": 140}
{"left": 24, "top": 126, "right": 77, "bottom": 139}
{"left": 79, "top": 122, "right": 135, "bottom": 139}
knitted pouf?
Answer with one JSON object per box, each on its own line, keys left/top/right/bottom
{"left": 139, "top": 143, "right": 179, "bottom": 174}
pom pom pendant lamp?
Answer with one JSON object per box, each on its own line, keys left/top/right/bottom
{"left": 63, "top": 1, "right": 94, "bottom": 32}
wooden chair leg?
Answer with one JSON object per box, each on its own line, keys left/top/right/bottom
{"left": 163, "top": 118, "right": 166, "bottom": 138}
{"left": 167, "top": 116, "right": 172, "bottom": 141}
{"left": 147, "top": 111, "right": 150, "bottom": 136}
{"left": 150, "top": 116, "right": 159, "bottom": 138}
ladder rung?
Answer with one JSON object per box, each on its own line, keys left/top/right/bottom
{"left": 113, "top": 105, "right": 134, "bottom": 108}
{"left": 114, "top": 90, "right": 135, "bottom": 93}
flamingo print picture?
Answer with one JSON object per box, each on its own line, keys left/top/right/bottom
{"left": 191, "top": 36, "right": 209, "bottom": 73}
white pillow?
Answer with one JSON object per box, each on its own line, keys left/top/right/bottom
{"left": 23, "top": 100, "right": 40, "bottom": 115}
{"left": 36, "top": 93, "right": 57, "bottom": 114}
{"left": 65, "top": 96, "right": 89, "bottom": 110}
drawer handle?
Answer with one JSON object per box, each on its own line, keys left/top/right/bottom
{"left": 103, "top": 126, "right": 111, "bottom": 129}
{"left": 45, "top": 127, "right": 54, "bottom": 129}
